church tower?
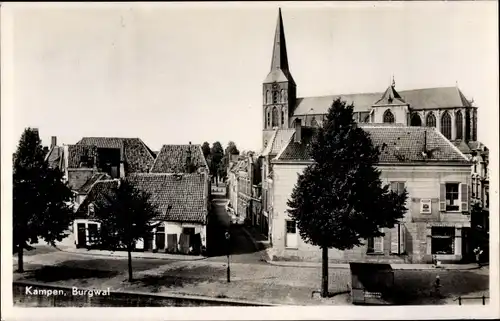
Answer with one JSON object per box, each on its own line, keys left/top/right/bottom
{"left": 262, "top": 8, "right": 297, "bottom": 148}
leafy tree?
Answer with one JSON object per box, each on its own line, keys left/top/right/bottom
{"left": 201, "top": 142, "right": 211, "bottom": 159}
{"left": 218, "top": 141, "right": 241, "bottom": 181}
{"left": 287, "top": 98, "right": 408, "bottom": 297}
{"left": 93, "top": 179, "right": 160, "bottom": 281}
{"left": 13, "top": 128, "right": 74, "bottom": 272}
{"left": 210, "top": 141, "right": 224, "bottom": 183}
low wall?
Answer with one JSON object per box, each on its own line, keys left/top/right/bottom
{"left": 13, "top": 281, "right": 274, "bottom": 307}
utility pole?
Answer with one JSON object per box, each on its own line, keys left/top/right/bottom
{"left": 225, "top": 231, "right": 231, "bottom": 283}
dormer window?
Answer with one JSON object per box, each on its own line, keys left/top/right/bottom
{"left": 88, "top": 203, "right": 95, "bottom": 216}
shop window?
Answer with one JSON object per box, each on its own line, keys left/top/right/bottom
{"left": 431, "top": 227, "right": 455, "bottom": 255}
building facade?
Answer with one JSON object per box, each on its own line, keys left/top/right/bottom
{"left": 268, "top": 125, "right": 472, "bottom": 263}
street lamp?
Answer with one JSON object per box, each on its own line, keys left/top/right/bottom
{"left": 225, "top": 231, "right": 231, "bottom": 283}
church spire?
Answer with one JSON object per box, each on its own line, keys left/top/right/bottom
{"left": 264, "top": 8, "right": 295, "bottom": 84}
{"left": 271, "top": 8, "right": 289, "bottom": 72}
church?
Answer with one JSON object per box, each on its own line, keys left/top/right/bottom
{"left": 259, "top": 9, "right": 483, "bottom": 264}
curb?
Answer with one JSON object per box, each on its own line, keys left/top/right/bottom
{"left": 55, "top": 247, "right": 208, "bottom": 262}
{"left": 263, "top": 260, "right": 482, "bottom": 271}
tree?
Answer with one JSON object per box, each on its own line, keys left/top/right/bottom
{"left": 287, "top": 98, "right": 408, "bottom": 297}
{"left": 13, "top": 128, "right": 74, "bottom": 272}
{"left": 210, "top": 141, "right": 224, "bottom": 183}
{"left": 93, "top": 179, "right": 160, "bottom": 281}
{"left": 201, "top": 142, "right": 211, "bottom": 160}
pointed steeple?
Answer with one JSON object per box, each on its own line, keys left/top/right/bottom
{"left": 264, "top": 8, "right": 295, "bottom": 84}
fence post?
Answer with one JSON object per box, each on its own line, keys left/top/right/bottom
{"left": 458, "top": 296, "right": 461, "bottom": 305}
{"left": 482, "top": 295, "right": 485, "bottom": 305}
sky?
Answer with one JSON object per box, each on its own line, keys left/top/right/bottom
{"left": 3, "top": 1, "right": 498, "bottom": 153}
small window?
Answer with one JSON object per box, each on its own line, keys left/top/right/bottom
{"left": 88, "top": 203, "right": 95, "bottom": 215}
{"left": 445, "top": 183, "right": 460, "bottom": 211}
{"left": 390, "top": 182, "right": 405, "bottom": 195}
{"left": 286, "top": 220, "right": 296, "bottom": 234}
{"left": 281, "top": 110, "right": 285, "bottom": 125}
{"left": 431, "top": 227, "right": 455, "bottom": 255}
{"left": 367, "top": 235, "right": 384, "bottom": 254}
{"left": 273, "top": 91, "right": 279, "bottom": 104}
{"left": 383, "top": 110, "right": 395, "bottom": 123}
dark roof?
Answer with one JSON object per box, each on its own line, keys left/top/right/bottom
{"left": 45, "top": 146, "right": 65, "bottom": 169}
{"left": 76, "top": 179, "right": 120, "bottom": 219}
{"left": 76, "top": 137, "right": 155, "bottom": 173}
{"left": 76, "top": 174, "right": 208, "bottom": 224}
{"left": 78, "top": 172, "right": 112, "bottom": 194}
{"left": 260, "top": 128, "right": 295, "bottom": 157}
{"left": 150, "top": 144, "right": 208, "bottom": 173}
{"left": 275, "top": 125, "right": 470, "bottom": 164}
{"left": 293, "top": 86, "right": 473, "bottom": 115}
{"left": 68, "top": 145, "right": 98, "bottom": 168}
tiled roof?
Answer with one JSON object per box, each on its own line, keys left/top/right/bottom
{"left": 293, "top": 86, "right": 473, "bottom": 115}
{"left": 45, "top": 146, "right": 64, "bottom": 169}
{"left": 76, "top": 137, "right": 155, "bottom": 173}
{"left": 68, "top": 145, "right": 98, "bottom": 168}
{"left": 76, "top": 174, "right": 208, "bottom": 224}
{"left": 75, "top": 179, "right": 119, "bottom": 219}
{"left": 260, "top": 128, "right": 295, "bottom": 157}
{"left": 275, "top": 125, "right": 470, "bottom": 164}
{"left": 373, "top": 85, "right": 407, "bottom": 106}
{"left": 78, "top": 172, "right": 112, "bottom": 194}
{"left": 150, "top": 144, "right": 208, "bottom": 173}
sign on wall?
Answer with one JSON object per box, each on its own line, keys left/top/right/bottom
{"left": 420, "top": 199, "right": 432, "bottom": 214}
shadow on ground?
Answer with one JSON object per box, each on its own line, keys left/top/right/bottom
{"left": 390, "top": 270, "right": 489, "bottom": 305}
{"left": 133, "top": 265, "right": 227, "bottom": 293}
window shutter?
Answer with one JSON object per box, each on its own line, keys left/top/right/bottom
{"left": 390, "top": 225, "right": 399, "bottom": 254}
{"left": 439, "top": 184, "right": 446, "bottom": 211}
{"left": 460, "top": 183, "right": 469, "bottom": 212}
{"left": 399, "top": 224, "right": 406, "bottom": 254}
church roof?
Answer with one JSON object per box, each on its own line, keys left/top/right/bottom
{"left": 45, "top": 146, "right": 65, "bottom": 170}
{"left": 274, "top": 125, "right": 470, "bottom": 165}
{"left": 293, "top": 86, "right": 473, "bottom": 116}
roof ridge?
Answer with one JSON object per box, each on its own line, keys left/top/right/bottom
{"left": 136, "top": 137, "right": 155, "bottom": 162}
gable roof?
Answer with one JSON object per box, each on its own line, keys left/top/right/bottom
{"left": 260, "top": 128, "right": 295, "bottom": 157}
{"left": 78, "top": 172, "right": 113, "bottom": 194}
{"left": 275, "top": 125, "right": 470, "bottom": 165}
{"left": 293, "top": 86, "right": 473, "bottom": 116}
{"left": 76, "top": 173, "right": 208, "bottom": 224}
{"left": 68, "top": 145, "right": 98, "bottom": 168}
{"left": 76, "top": 137, "right": 155, "bottom": 173}
{"left": 45, "top": 146, "right": 65, "bottom": 169}
{"left": 150, "top": 144, "right": 208, "bottom": 173}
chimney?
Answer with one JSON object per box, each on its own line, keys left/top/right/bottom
{"left": 51, "top": 136, "right": 57, "bottom": 148}
{"left": 294, "top": 119, "right": 302, "bottom": 143}
{"left": 186, "top": 142, "right": 193, "bottom": 173}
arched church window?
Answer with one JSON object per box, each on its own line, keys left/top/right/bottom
{"left": 272, "top": 107, "right": 279, "bottom": 127}
{"left": 284, "top": 90, "right": 288, "bottom": 102}
{"left": 472, "top": 111, "right": 477, "bottom": 141}
{"left": 465, "top": 110, "right": 471, "bottom": 140}
{"left": 426, "top": 113, "right": 436, "bottom": 128}
{"left": 281, "top": 110, "right": 285, "bottom": 125}
{"left": 383, "top": 109, "right": 395, "bottom": 123}
{"left": 441, "top": 112, "right": 451, "bottom": 139}
{"left": 280, "top": 89, "right": 285, "bottom": 103}
{"left": 311, "top": 116, "right": 318, "bottom": 127}
{"left": 455, "top": 110, "right": 463, "bottom": 140}
{"left": 266, "top": 90, "right": 271, "bottom": 104}
{"left": 273, "top": 91, "right": 279, "bottom": 104}
{"left": 267, "top": 110, "right": 271, "bottom": 128}
{"left": 410, "top": 113, "right": 422, "bottom": 126}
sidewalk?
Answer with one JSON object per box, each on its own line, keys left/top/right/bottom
{"left": 265, "top": 260, "right": 482, "bottom": 271}
{"left": 58, "top": 246, "right": 207, "bottom": 261}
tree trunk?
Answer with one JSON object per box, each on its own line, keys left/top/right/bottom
{"left": 127, "top": 245, "right": 133, "bottom": 282}
{"left": 17, "top": 243, "right": 24, "bottom": 273}
{"left": 321, "top": 246, "right": 328, "bottom": 298}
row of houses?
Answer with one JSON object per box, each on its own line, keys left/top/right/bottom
{"left": 44, "top": 137, "right": 212, "bottom": 254}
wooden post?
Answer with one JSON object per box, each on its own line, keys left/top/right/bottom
{"left": 458, "top": 297, "right": 462, "bottom": 305}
